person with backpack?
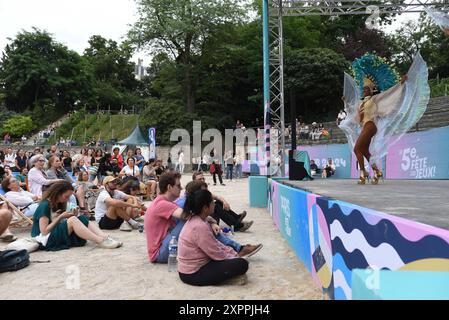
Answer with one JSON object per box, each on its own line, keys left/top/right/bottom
{"left": 210, "top": 161, "right": 225, "bottom": 186}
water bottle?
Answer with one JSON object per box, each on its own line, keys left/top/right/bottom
{"left": 167, "top": 236, "right": 178, "bottom": 272}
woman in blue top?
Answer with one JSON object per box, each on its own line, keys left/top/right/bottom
{"left": 134, "top": 148, "right": 145, "bottom": 172}
{"left": 31, "top": 181, "right": 122, "bottom": 251}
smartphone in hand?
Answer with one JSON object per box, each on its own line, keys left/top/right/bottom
{"left": 71, "top": 207, "right": 80, "bottom": 217}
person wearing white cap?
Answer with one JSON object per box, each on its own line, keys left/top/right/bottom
{"left": 94, "top": 176, "right": 143, "bottom": 231}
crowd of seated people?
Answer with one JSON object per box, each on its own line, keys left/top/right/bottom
{"left": 0, "top": 144, "right": 264, "bottom": 287}
{"left": 144, "top": 171, "right": 262, "bottom": 285}
{"left": 0, "top": 145, "right": 166, "bottom": 244}
{"left": 283, "top": 121, "right": 331, "bottom": 142}
{"left": 297, "top": 122, "right": 330, "bottom": 141}
{"left": 309, "top": 159, "right": 336, "bottom": 178}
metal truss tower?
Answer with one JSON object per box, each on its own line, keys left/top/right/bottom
{"left": 262, "top": 0, "right": 449, "bottom": 176}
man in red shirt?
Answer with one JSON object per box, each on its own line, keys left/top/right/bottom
{"left": 145, "top": 172, "right": 185, "bottom": 263}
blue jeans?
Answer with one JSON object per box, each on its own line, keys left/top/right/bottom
{"left": 155, "top": 219, "right": 242, "bottom": 263}
{"left": 235, "top": 164, "right": 243, "bottom": 179}
{"left": 226, "top": 164, "right": 234, "bottom": 180}
{"left": 215, "top": 233, "right": 241, "bottom": 252}
{"left": 155, "top": 219, "right": 186, "bottom": 263}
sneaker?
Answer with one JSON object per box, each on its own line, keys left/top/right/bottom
{"left": 0, "top": 234, "right": 18, "bottom": 243}
{"left": 221, "top": 183, "right": 226, "bottom": 186}
{"left": 106, "top": 235, "right": 123, "bottom": 247}
{"left": 238, "top": 244, "right": 263, "bottom": 258}
{"left": 134, "top": 215, "right": 144, "bottom": 223}
{"left": 238, "top": 211, "right": 247, "bottom": 223}
{"left": 98, "top": 237, "right": 121, "bottom": 249}
{"left": 135, "top": 222, "right": 144, "bottom": 230}
{"left": 237, "top": 221, "right": 253, "bottom": 232}
{"left": 128, "top": 220, "right": 143, "bottom": 230}
{"left": 119, "top": 221, "right": 133, "bottom": 232}
{"left": 213, "top": 183, "right": 217, "bottom": 186}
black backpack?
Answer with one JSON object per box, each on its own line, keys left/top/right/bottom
{"left": 0, "top": 250, "right": 30, "bottom": 273}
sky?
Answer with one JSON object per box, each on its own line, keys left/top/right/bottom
{"left": 0, "top": 0, "right": 425, "bottom": 66}
{"left": 0, "top": 0, "right": 144, "bottom": 62}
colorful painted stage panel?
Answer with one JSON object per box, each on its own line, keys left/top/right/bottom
{"left": 268, "top": 179, "right": 449, "bottom": 300}
{"left": 352, "top": 269, "right": 449, "bottom": 300}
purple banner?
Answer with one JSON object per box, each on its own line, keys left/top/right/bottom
{"left": 386, "top": 126, "right": 449, "bottom": 179}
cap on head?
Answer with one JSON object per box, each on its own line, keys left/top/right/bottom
{"left": 103, "top": 176, "right": 118, "bottom": 185}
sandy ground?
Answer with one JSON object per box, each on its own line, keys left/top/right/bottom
{"left": 0, "top": 175, "right": 321, "bottom": 300}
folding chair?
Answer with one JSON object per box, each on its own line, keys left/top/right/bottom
{"left": 0, "top": 194, "right": 33, "bottom": 227}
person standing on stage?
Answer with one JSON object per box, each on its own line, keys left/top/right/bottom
{"left": 340, "top": 53, "right": 429, "bottom": 185}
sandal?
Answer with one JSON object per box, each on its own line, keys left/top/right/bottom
{"left": 0, "top": 234, "right": 18, "bottom": 243}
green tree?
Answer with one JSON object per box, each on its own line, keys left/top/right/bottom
{"left": 0, "top": 28, "right": 91, "bottom": 113}
{"left": 193, "top": 22, "right": 262, "bottom": 125}
{"left": 1, "top": 115, "right": 35, "bottom": 137}
{"left": 285, "top": 48, "right": 349, "bottom": 122}
{"left": 389, "top": 14, "right": 449, "bottom": 77}
{"left": 0, "top": 106, "right": 16, "bottom": 127}
{"left": 128, "top": 0, "right": 248, "bottom": 112}
{"left": 140, "top": 98, "right": 197, "bottom": 145}
{"left": 83, "top": 35, "right": 140, "bottom": 109}
{"left": 337, "top": 28, "right": 394, "bottom": 62}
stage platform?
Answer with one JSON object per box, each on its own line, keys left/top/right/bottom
{"left": 282, "top": 179, "right": 449, "bottom": 231}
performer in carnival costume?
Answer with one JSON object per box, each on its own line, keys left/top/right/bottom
{"left": 340, "top": 53, "right": 430, "bottom": 185}
{"left": 425, "top": 7, "right": 449, "bottom": 36}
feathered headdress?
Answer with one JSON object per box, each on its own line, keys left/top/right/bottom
{"left": 351, "top": 53, "right": 400, "bottom": 97}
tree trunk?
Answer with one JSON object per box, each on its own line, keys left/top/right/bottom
{"left": 183, "top": 33, "right": 195, "bottom": 113}
{"left": 185, "top": 66, "right": 195, "bottom": 113}
{"left": 34, "top": 83, "right": 40, "bottom": 107}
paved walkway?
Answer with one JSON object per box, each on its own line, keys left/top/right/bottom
{"left": 0, "top": 175, "right": 321, "bottom": 300}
